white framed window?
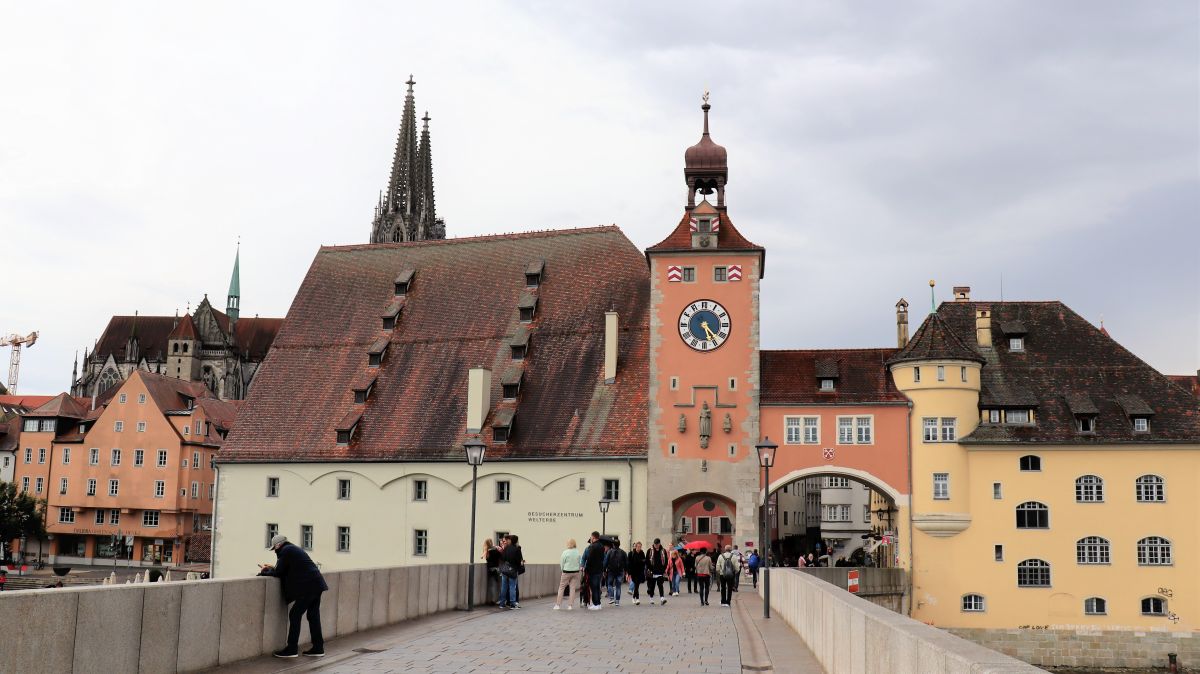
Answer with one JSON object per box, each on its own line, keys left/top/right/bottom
{"left": 93, "top": 509, "right": 104, "bottom": 525}
{"left": 1137, "top": 537, "right": 1172, "bottom": 566}
{"left": 301, "top": 525, "right": 313, "bottom": 550}
{"left": 922, "top": 418, "right": 938, "bottom": 442}
{"left": 1016, "top": 559, "right": 1051, "bottom": 587}
{"left": 1076, "top": 536, "right": 1110, "bottom": 564}
{"left": 960, "top": 367, "right": 967, "bottom": 383}
{"left": 157, "top": 449, "right": 168, "bottom": 467}
{"left": 111, "top": 448, "right": 121, "bottom": 466}
{"left": 1077, "top": 416, "right": 1095, "bottom": 433}
{"left": 62, "top": 447, "right": 71, "bottom": 464}
{"left": 819, "top": 378, "right": 834, "bottom": 391}
{"left": 729, "top": 377, "right": 737, "bottom": 391}
{"left": 108, "top": 479, "right": 119, "bottom": 496}
{"left": 603, "top": 479, "right": 620, "bottom": 501}
{"left": 21, "top": 477, "right": 29, "bottom": 493}
{"left": 89, "top": 448, "right": 99, "bottom": 465}
{"left": 993, "top": 482, "right": 1002, "bottom": 499}
{"left": 414, "top": 529, "right": 428, "bottom": 556}
{"left": 86, "top": 478, "right": 96, "bottom": 496}
{"left": 803, "top": 417, "right": 819, "bottom": 443}
{"left": 39, "top": 419, "right": 54, "bottom": 432}
{"left": 265, "top": 523, "right": 279, "bottom": 548}
{"left": 59, "top": 507, "right": 75, "bottom": 524}
{"left": 134, "top": 449, "right": 144, "bottom": 467}
{"left": 863, "top": 505, "right": 870, "bottom": 522}
{"left": 154, "top": 481, "right": 165, "bottom": 498}
{"left": 823, "top": 476, "right": 850, "bottom": 488}
{"left": 1141, "top": 597, "right": 1167, "bottom": 616}
{"left": 337, "top": 479, "right": 351, "bottom": 500}
{"left": 114, "top": 421, "right": 124, "bottom": 432}
{"left": 961, "top": 594, "right": 985, "bottom": 612}
{"left": 182, "top": 424, "right": 189, "bottom": 436}
{"left": 191, "top": 481, "right": 199, "bottom": 498}
{"left": 59, "top": 477, "right": 68, "bottom": 495}
{"left": 1133, "top": 417, "right": 1149, "bottom": 433}
{"left": 669, "top": 377, "right": 678, "bottom": 391}
{"left": 37, "top": 448, "right": 45, "bottom": 464}
{"left": 1074, "top": 475, "right": 1104, "bottom": 502}
{"left": 337, "top": 526, "right": 351, "bottom": 552}
{"left": 1135, "top": 475, "right": 1165, "bottom": 502}
{"left": 1015, "top": 501, "right": 1049, "bottom": 529}
{"left": 913, "top": 366, "right": 921, "bottom": 383}
{"left": 838, "top": 417, "right": 854, "bottom": 444}
{"left": 940, "top": 418, "right": 956, "bottom": 442}
{"left": 138, "top": 393, "right": 146, "bottom": 404}
{"left": 23, "top": 419, "right": 38, "bottom": 432}
{"left": 23, "top": 447, "right": 31, "bottom": 463}
{"left": 496, "top": 480, "right": 511, "bottom": 502}
{"left": 414, "top": 479, "right": 428, "bottom": 501}
{"left": 1009, "top": 337, "right": 1024, "bottom": 352}
{"left": 933, "top": 473, "right": 950, "bottom": 500}
{"left": 119, "top": 393, "right": 127, "bottom": 404}
{"left": 986, "top": 409, "right": 1001, "bottom": 423}
{"left": 34, "top": 477, "right": 42, "bottom": 494}
{"left": 109, "top": 509, "right": 119, "bottom": 525}
{"left": 192, "top": 451, "right": 200, "bottom": 468}
{"left": 1006, "top": 409, "right": 1030, "bottom": 424}
{"left": 143, "top": 510, "right": 160, "bottom": 527}
{"left": 578, "top": 477, "right": 586, "bottom": 491}
{"left": 855, "top": 416, "right": 873, "bottom": 444}
{"left": 937, "top": 365, "right": 945, "bottom": 381}
{"left": 785, "top": 417, "right": 802, "bottom": 444}
{"left": 208, "top": 483, "right": 215, "bottom": 500}
{"left": 136, "top": 421, "right": 146, "bottom": 433}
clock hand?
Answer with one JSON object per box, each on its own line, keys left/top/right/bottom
{"left": 701, "top": 321, "right": 717, "bottom": 341}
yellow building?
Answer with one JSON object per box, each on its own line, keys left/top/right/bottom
{"left": 892, "top": 293, "right": 1199, "bottom": 632}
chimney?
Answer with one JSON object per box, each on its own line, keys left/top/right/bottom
{"left": 976, "top": 308, "right": 992, "bottom": 348}
{"left": 953, "top": 286, "right": 971, "bottom": 302}
{"left": 604, "top": 311, "right": 618, "bottom": 383}
{"left": 895, "top": 299, "right": 909, "bottom": 348}
{"left": 466, "top": 368, "right": 492, "bottom": 433}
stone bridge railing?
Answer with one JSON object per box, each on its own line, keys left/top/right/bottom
{"left": 2, "top": 563, "right": 560, "bottom": 673}
{"left": 795, "top": 566, "right": 908, "bottom": 613}
{"left": 764, "top": 568, "right": 1043, "bottom": 673}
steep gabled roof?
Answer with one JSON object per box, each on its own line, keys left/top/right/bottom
{"left": 646, "top": 208, "right": 764, "bottom": 257}
{"left": 26, "top": 393, "right": 90, "bottom": 419}
{"left": 887, "top": 312, "right": 985, "bottom": 366}
{"left": 168, "top": 314, "right": 198, "bottom": 341}
{"left": 762, "top": 349, "right": 906, "bottom": 405}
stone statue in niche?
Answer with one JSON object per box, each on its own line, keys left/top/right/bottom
{"left": 678, "top": 414, "right": 687, "bottom": 432}
{"left": 723, "top": 413, "right": 732, "bottom": 433}
{"left": 699, "top": 401, "right": 712, "bottom": 449}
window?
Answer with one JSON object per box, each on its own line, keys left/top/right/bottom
{"left": 1076, "top": 536, "right": 1110, "bottom": 564}
{"left": 138, "top": 394, "right": 146, "bottom": 404}
{"left": 1133, "top": 417, "right": 1149, "bottom": 433}
{"left": 697, "top": 517, "right": 711, "bottom": 534}
{"left": 836, "top": 417, "right": 853, "bottom": 444}
{"left": 1006, "top": 410, "right": 1030, "bottom": 424}
{"left": 35, "top": 477, "right": 43, "bottom": 494}
{"left": 713, "top": 266, "right": 727, "bottom": 282}
{"left": 1077, "top": 416, "right": 1095, "bottom": 433}
{"left": 604, "top": 479, "right": 620, "bottom": 501}
{"left": 208, "top": 484, "right": 215, "bottom": 500}
{"left": 493, "top": 426, "right": 510, "bottom": 443}
{"left": 86, "top": 479, "right": 96, "bottom": 496}
{"left": 961, "top": 594, "right": 985, "bottom": 612}
{"left": 1015, "top": 501, "right": 1049, "bottom": 529}
{"left": 960, "top": 367, "right": 967, "bottom": 383}
{"left": 1141, "top": 597, "right": 1167, "bottom": 616}
{"left": 855, "top": 417, "right": 873, "bottom": 444}
{"left": 802, "top": 417, "right": 819, "bottom": 443}
{"left": 822, "top": 505, "right": 851, "bottom": 522}
{"left": 863, "top": 505, "right": 870, "bottom": 523}
{"left": 681, "top": 267, "right": 695, "bottom": 283}
{"left": 414, "top": 479, "right": 428, "bottom": 501}
{"left": 23, "top": 419, "right": 37, "bottom": 432}
{"left": 23, "top": 447, "right": 31, "bottom": 463}
{"left": 824, "top": 476, "right": 850, "bottom": 488}
{"left": 578, "top": 477, "right": 586, "bottom": 491}
{"left": 111, "top": 448, "right": 121, "bottom": 466}
{"left": 1137, "top": 537, "right": 1172, "bottom": 566}
{"left": 913, "top": 367, "right": 921, "bottom": 383}
{"left": 38, "top": 448, "right": 46, "bottom": 464}
{"left": 1135, "top": 475, "right": 1165, "bottom": 502}
{"left": 922, "top": 417, "right": 956, "bottom": 442}
{"left": 21, "top": 477, "right": 29, "bottom": 493}
{"left": 114, "top": 421, "right": 123, "bottom": 432}
{"left": 59, "top": 507, "right": 75, "bottom": 524}
{"left": 109, "top": 510, "right": 119, "bottom": 525}
{"left": 785, "top": 417, "right": 802, "bottom": 444}
{"left": 940, "top": 418, "right": 956, "bottom": 442}
{"left": 134, "top": 449, "right": 144, "bottom": 467}
{"left": 1009, "top": 337, "right": 1024, "bottom": 351}
{"left": 337, "top": 526, "right": 351, "bottom": 552}
{"left": 1084, "top": 597, "right": 1106, "bottom": 615}
{"left": 496, "top": 480, "right": 511, "bottom": 502}
{"left": 923, "top": 418, "right": 938, "bottom": 442}
{"left": 414, "top": 529, "right": 428, "bottom": 556}
{"left": 192, "top": 451, "right": 200, "bottom": 468}
{"left": 191, "top": 481, "right": 199, "bottom": 498}
{"left": 62, "top": 447, "right": 71, "bottom": 464}
{"left": 937, "top": 365, "right": 945, "bottom": 381}
{"left": 337, "top": 479, "right": 351, "bottom": 500}
{"left": 95, "top": 509, "right": 105, "bottom": 525}
{"left": 933, "top": 473, "right": 950, "bottom": 500}
{"left": 782, "top": 511, "right": 788, "bottom": 526}
{"left": 143, "top": 510, "right": 160, "bottom": 527}
{"left": 266, "top": 523, "right": 279, "bottom": 548}
{"left": 301, "top": 525, "right": 313, "bottom": 550}
{"left": 719, "top": 517, "right": 733, "bottom": 534}
{"left": 108, "top": 479, "right": 119, "bottom": 496}
{"left": 992, "top": 482, "right": 1002, "bottom": 499}
{"left": 59, "top": 477, "right": 68, "bottom": 495}
{"left": 729, "top": 378, "right": 737, "bottom": 390}
{"left": 1019, "top": 455, "right": 1041, "bottom": 471}
{"left": 1075, "top": 475, "right": 1104, "bottom": 502}
{"left": 39, "top": 419, "right": 54, "bottom": 432}
{"left": 119, "top": 393, "right": 127, "bottom": 404}
{"left": 182, "top": 424, "right": 190, "bottom": 436}
{"left": 819, "top": 378, "right": 834, "bottom": 391}
{"left": 1017, "top": 559, "right": 1051, "bottom": 587}
{"left": 89, "top": 448, "right": 99, "bottom": 465}
{"left": 994, "top": 545, "right": 1003, "bottom": 562}
{"left": 136, "top": 421, "right": 146, "bottom": 433}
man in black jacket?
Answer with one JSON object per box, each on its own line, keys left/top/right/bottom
{"left": 259, "top": 535, "right": 329, "bottom": 658}
{"left": 604, "top": 538, "right": 627, "bottom": 606}
{"left": 584, "top": 532, "right": 607, "bottom": 610}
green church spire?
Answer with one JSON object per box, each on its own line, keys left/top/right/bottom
{"left": 227, "top": 242, "right": 241, "bottom": 321}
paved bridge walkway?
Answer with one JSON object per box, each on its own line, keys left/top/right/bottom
{"left": 216, "top": 586, "right": 822, "bottom": 674}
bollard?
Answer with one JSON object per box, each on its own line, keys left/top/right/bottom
{"left": 1167, "top": 652, "right": 1177, "bottom": 673}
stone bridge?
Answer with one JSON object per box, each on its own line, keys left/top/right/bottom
{"left": 1, "top": 564, "right": 1039, "bottom": 673}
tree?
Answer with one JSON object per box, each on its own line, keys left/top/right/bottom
{"left": 0, "top": 481, "right": 46, "bottom": 551}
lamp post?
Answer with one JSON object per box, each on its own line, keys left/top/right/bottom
{"left": 463, "top": 438, "right": 487, "bottom": 612}
{"left": 598, "top": 499, "right": 612, "bottom": 536}
{"left": 755, "top": 436, "right": 778, "bottom": 619}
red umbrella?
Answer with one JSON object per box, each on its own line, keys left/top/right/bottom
{"left": 683, "top": 540, "right": 711, "bottom": 551}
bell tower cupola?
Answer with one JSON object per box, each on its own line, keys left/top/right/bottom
{"left": 684, "top": 92, "right": 728, "bottom": 211}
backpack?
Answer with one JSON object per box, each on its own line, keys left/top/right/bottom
{"left": 607, "top": 548, "right": 627, "bottom": 573}
{"left": 719, "top": 552, "right": 739, "bottom": 577}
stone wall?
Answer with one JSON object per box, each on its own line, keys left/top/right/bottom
{"left": 0, "top": 563, "right": 559, "bottom": 673}
{"left": 948, "top": 626, "right": 1199, "bottom": 670}
{"left": 764, "top": 568, "right": 1042, "bottom": 673}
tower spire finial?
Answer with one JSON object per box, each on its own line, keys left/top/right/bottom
{"left": 701, "top": 89, "right": 711, "bottom": 135}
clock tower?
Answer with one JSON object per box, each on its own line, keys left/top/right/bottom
{"left": 645, "top": 96, "right": 765, "bottom": 549}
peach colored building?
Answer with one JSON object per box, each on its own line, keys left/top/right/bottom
{"left": 13, "top": 371, "right": 236, "bottom": 566}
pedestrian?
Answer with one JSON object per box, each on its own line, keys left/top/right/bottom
{"left": 482, "top": 538, "right": 501, "bottom": 605}
{"left": 748, "top": 549, "right": 761, "bottom": 589}
{"left": 667, "top": 549, "right": 685, "bottom": 596}
{"left": 717, "top": 545, "right": 741, "bottom": 607}
{"left": 605, "top": 538, "right": 627, "bottom": 606}
{"left": 626, "top": 541, "right": 646, "bottom": 605}
{"left": 583, "top": 532, "right": 606, "bottom": 610}
{"left": 645, "top": 538, "right": 669, "bottom": 605}
{"left": 806, "top": 552, "right": 815, "bottom": 566}
{"left": 694, "top": 547, "right": 713, "bottom": 606}
{"left": 0, "top": 569, "right": 6, "bottom": 592}
{"left": 509, "top": 534, "right": 525, "bottom": 604}
{"left": 499, "top": 534, "right": 524, "bottom": 609}
{"left": 732, "top": 545, "right": 744, "bottom": 592}
{"left": 555, "top": 538, "right": 581, "bottom": 610}
{"left": 259, "top": 534, "right": 328, "bottom": 658}
{"left": 683, "top": 549, "right": 696, "bottom": 593}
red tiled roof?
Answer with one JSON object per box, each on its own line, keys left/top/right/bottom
{"left": 887, "top": 312, "right": 985, "bottom": 365}
{"left": 234, "top": 317, "right": 284, "bottom": 360}
{"left": 168, "top": 314, "right": 198, "bottom": 341}
{"left": 138, "top": 371, "right": 213, "bottom": 413}
{"left": 646, "top": 209, "right": 764, "bottom": 255}
{"left": 194, "top": 398, "right": 241, "bottom": 433}
{"left": 0, "top": 395, "right": 57, "bottom": 411}
{"left": 1167, "top": 374, "right": 1199, "bottom": 401}
{"left": 94, "top": 316, "right": 178, "bottom": 362}
{"left": 0, "top": 416, "right": 19, "bottom": 454}
{"left": 761, "top": 349, "right": 906, "bottom": 405}
{"left": 26, "top": 393, "right": 90, "bottom": 419}
{"left": 220, "top": 226, "right": 650, "bottom": 463}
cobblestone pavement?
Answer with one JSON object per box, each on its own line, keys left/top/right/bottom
{"left": 322, "top": 594, "right": 743, "bottom": 674}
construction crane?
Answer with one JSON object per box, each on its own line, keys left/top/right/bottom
{"left": 1, "top": 331, "right": 38, "bottom": 394}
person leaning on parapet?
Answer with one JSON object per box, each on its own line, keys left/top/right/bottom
{"left": 259, "top": 534, "right": 329, "bottom": 658}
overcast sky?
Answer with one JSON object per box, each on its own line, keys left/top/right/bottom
{"left": 1, "top": 1, "right": 1197, "bottom": 395}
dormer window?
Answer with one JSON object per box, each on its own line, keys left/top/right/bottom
{"left": 1005, "top": 409, "right": 1032, "bottom": 424}
{"left": 492, "top": 409, "right": 514, "bottom": 443}
{"left": 352, "top": 373, "right": 378, "bottom": 404}
{"left": 501, "top": 367, "right": 523, "bottom": 400}
{"left": 986, "top": 409, "right": 1001, "bottom": 424}
{"left": 368, "top": 336, "right": 390, "bottom": 367}
{"left": 1116, "top": 394, "right": 1154, "bottom": 434}
{"left": 335, "top": 409, "right": 363, "bottom": 446}
{"left": 518, "top": 292, "right": 538, "bottom": 323}
{"left": 336, "top": 430, "right": 351, "bottom": 445}
{"left": 819, "top": 379, "right": 834, "bottom": 391}
{"left": 394, "top": 268, "right": 415, "bottom": 297}
{"left": 1000, "top": 321, "right": 1027, "bottom": 352}
{"left": 1077, "top": 416, "right": 1096, "bottom": 433}
{"left": 1009, "top": 337, "right": 1024, "bottom": 352}
{"left": 525, "top": 260, "right": 545, "bottom": 288}
{"left": 381, "top": 300, "right": 403, "bottom": 330}
{"left": 1133, "top": 417, "right": 1149, "bottom": 433}
{"left": 510, "top": 326, "right": 530, "bottom": 361}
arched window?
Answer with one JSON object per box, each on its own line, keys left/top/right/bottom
{"left": 1074, "top": 475, "right": 1104, "bottom": 502}
{"left": 1015, "top": 501, "right": 1049, "bottom": 529}
{"left": 1137, "top": 537, "right": 1172, "bottom": 566}
{"left": 961, "top": 594, "right": 985, "bottom": 612}
{"left": 1135, "top": 475, "right": 1165, "bottom": 502}
{"left": 97, "top": 368, "right": 121, "bottom": 395}
{"left": 1017, "top": 559, "right": 1051, "bottom": 587}
{"left": 1083, "top": 597, "right": 1107, "bottom": 615}
{"left": 1019, "top": 455, "right": 1041, "bottom": 471}
{"left": 1141, "top": 596, "right": 1167, "bottom": 616}
{"left": 1076, "top": 536, "right": 1110, "bottom": 564}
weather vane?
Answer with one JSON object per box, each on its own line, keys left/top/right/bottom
{"left": 702, "top": 89, "right": 709, "bottom": 105}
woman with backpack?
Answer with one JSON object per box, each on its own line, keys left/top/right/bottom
{"left": 694, "top": 548, "right": 713, "bottom": 606}
{"left": 645, "top": 539, "right": 669, "bottom": 605}
{"left": 717, "top": 545, "right": 741, "bottom": 607}
{"left": 747, "top": 549, "right": 761, "bottom": 589}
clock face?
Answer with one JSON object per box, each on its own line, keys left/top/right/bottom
{"left": 678, "top": 300, "right": 731, "bottom": 351}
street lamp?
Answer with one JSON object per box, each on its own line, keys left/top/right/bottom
{"left": 755, "top": 436, "right": 778, "bottom": 619}
{"left": 463, "top": 437, "right": 487, "bottom": 612}
{"left": 598, "top": 499, "right": 612, "bottom": 536}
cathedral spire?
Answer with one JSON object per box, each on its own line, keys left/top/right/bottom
{"left": 227, "top": 241, "right": 241, "bottom": 322}
{"left": 370, "top": 75, "right": 444, "bottom": 243}
{"left": 415, "top": 111, "right": 440, "bottom": 240}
